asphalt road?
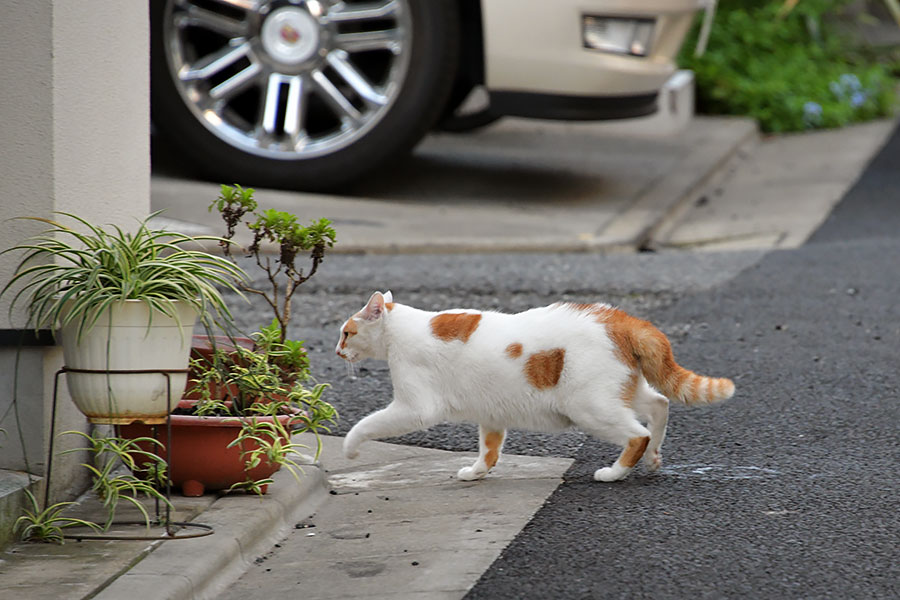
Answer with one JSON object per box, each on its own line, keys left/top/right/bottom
{"left": 463, "top": 124, "right": 900, "bottom": 599}
{"left": 220, "top": 125, "right": 899, "bottom": 599}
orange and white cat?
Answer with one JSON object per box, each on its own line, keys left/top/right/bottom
{"left": 336, "top": 291, "right": 734, "bottom": 482}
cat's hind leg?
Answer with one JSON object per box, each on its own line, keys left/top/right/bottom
{"left": 593, "top": 425, "right": 652, "bottom": 482}
{"left": 632, "top": 381, "right": 669, "bottom": 472}
{"left": 568, "top": 402, "right": 651, "bottom": 482}
{"left": 457, "top": 426, "right": 506, "bottom": 481}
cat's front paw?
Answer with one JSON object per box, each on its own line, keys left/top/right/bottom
{"left": 342, "top": 437, "right": 360, "bottom": 460}
{"left": 594, "top": 466, "right": 628, "bottom": 482}
{"left": 457, "top": 465, "right": 488, "bottom": 481}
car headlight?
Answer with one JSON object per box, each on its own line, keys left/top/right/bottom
{"left": 582, "top": 16, "right": 655, "bottom": 57}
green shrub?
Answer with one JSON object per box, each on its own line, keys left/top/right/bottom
{"left": 679, "top": 1, "right": 898, "bottom": 132}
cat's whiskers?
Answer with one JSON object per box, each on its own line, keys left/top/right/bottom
{"left": 345, "top": 359, "right": 358, "bottom": 379}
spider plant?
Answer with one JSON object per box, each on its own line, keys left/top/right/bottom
{"left": 227, "top": 418, "right": 313, "bottom": 494}
{"left": 187, "top": 321, "right": 332, "bottom": 420}
{"left": 15, "top": 489, "right": 103, "bottom": 544}
{"left": 138, "top": 458, "right": 169, "bottom": 490}
{"left": 181, "top": 330, "right": 334, "bottom": 495}
{"left": 252, "top": 319, "right": 310, "bottom": 379}
{"left": 61, "top": 431, "right": 173, "bottom": 529}
{"left": 0, "top": 211, "right": 247, "bottom": 342}
{"left": 226, "top": 478, "right": 275, "bottom": 496}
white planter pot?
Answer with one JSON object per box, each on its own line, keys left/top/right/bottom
{"left": 61, "top": 299, "right": 198, "bottom": 424}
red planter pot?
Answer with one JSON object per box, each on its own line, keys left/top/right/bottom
{"left": 119, "top": 400, "right": 295, "bottom": 497}
{"left": 119, "top": 336, "right": 300, "bottom": 497}
{"left": 184, "top": 335, "right": 255, "bottom": 401}
{"left": 190, "top": 334, "right": 256, "bottom": 359}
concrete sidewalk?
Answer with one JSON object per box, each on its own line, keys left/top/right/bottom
{"left": 0, "top": 435, "right": 571, "bottom": 600}
{"left": 150, "top": 116, "right": 896, "bottom": 255}
{"left": 151, "top": 116, "right": 758, "bottom": 254}
{"left": 650, "top": 119, "right": 898, "bottom": 251}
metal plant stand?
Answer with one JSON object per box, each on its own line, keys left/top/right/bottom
{"left": 44, "top": 366, "right": 214, "bottom": 540}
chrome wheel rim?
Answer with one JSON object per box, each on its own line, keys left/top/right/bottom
{"left": 163, "top": 0, "right": 413, "bottom": 160}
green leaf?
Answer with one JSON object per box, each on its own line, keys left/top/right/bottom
{"left": 0, "top": 212, "right": 249, "bottom": 341}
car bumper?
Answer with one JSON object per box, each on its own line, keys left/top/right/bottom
{"left": 482, "top": 0, "right": 701, "bottom": 100}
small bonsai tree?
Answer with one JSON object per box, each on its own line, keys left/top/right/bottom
{"left": 195, "top": 185, "right": 339, "bottom": 492}
{"left": 203, "top": 182, "right": 338, "bottom": 431}
{"left": 210, "top": 184, "right": 336, "bottom": 344}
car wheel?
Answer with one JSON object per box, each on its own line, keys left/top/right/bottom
{"left": 151, "top": 0, "right": 459, "bottom": 191}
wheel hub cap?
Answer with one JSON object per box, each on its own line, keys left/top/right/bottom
{"left": 164, "top": 0, "right": 412, "bottom": 160}
{"left": 261, "top": 7, "right": 320, "bottom": 65}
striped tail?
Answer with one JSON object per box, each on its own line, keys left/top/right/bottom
{"left": 649, "top": 361, "right": 735, "bottom": 405}
{"left": 627, "top": 319, "right": 735, "bottom": 405}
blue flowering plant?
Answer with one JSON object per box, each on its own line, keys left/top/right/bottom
{"left": 680, "top": 1, "right": 897, "bottom": 132}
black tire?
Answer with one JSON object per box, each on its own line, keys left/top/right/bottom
{"left": 150, "top": 0, "right": 459, "bottom": 192}
{"left": 434, "top": 0, "right": 499, "bottom": 134}
{"left": 437, "top": 102, "right": 501, "bottom": 133}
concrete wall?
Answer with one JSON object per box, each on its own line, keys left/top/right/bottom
{"left": 0, "top": 0, "right": 150, "bottom": 528}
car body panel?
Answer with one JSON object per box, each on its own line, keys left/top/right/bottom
{"left": 481, "top": 0, "right": 700, "bottom": 97}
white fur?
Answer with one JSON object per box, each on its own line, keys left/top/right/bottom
{"left": 336, "top": 292, "right": 670, "bottom": 482}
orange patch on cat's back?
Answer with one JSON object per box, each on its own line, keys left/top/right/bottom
{"left": 563, "top": 304, "right": 633, "bottom": 356}
{"left": 591, "top": 306, "right": 642, "bottom": 369}
{"left": 430, "top": 313, "right": 482, "bottom": 343}
{"left": 525, "top": 348, "right": 566, "bottom": 390}
{"left": 505, "top": 343, "right": 523, "bottom": 359}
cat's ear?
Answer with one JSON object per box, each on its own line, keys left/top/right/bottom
{"left": 361, "top": 291, "right": 386, "bottom": 322}
{"left": 383, "top": 290, "right": 393, "bottom": 304}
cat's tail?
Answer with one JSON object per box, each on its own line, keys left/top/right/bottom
{"left": 626, "top": 319, "right": 735, "bottom": 405}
